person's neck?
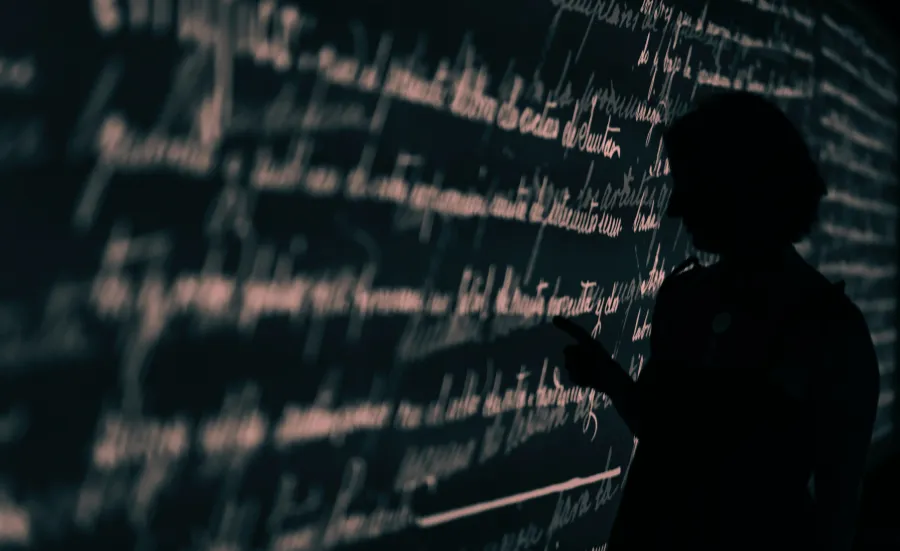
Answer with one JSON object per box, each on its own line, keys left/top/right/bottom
{"left": 717, "top": 243, "right": 796, "bottom": 275}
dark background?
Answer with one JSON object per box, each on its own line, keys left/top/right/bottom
{"left": 847, "top": 1, "right": 900, "bottom": 549}
{"left": 0, "top": 0, "right": 898, "bottom": 549}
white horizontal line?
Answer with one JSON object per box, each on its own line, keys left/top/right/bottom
{"left": 820, "top": 112, "right": 895, "bottom": 154}
{"left": 823, "top": 190, "right": 898, "bottom": 216}
{"left": 416, "top": 467, "right": 621, "bottom": 528}
{"left": 856, "top": 298, "right": 897, "bottom": 313}
{"left": 821, "top": 15, "right": 896, "bottom": 76}
{"left": 819, "top": 222, "right": 895, "bottom": 245}
{"left": 872, "top": 330, "right": 896, "bottom": 346}
{"left": 872, "top": 422, "right": 893, "bottom": 442}
{"left": 820, "top": 49, "right": 898, "bottom": 105}
{"left": 818, "top": 261, "right": 896, "bottom": 279}
{"left": 819, "top": 81, "right": 895, "bottom": 129}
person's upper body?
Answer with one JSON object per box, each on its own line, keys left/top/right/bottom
{"left": 605, "top": 248, "right": 879, "bottom": 551}
{"left": 554, "top": 92, "right": 881, "bottom": 551}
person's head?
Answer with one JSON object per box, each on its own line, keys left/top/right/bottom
{"left": 662, "top": 91, "right": 827, "bottom": 256}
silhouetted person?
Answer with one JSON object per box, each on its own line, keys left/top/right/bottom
{"left": 553, "top": 92, "right": 881, "bottom": 551}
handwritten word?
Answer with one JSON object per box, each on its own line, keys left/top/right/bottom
{"left": 562, "top": 99, "right": 622, "bottom": 158}
{"left": 819, "top": 141, "right": 891, "bottom": 182}
{"left": 322, "top": 459, "right": 414, "bottom": 548}
{"left": 820, "top": 110, "right": 893, "bottom": 155}
{"left": 394, "top": 439, "right": 477, "bottom": 491}
{"left": 97, "top": 115, "right": 216, "bottom": 176}
{"left": 274, "top": 396, "right": 392, "bottom": 447}
{"left": 820, "top": 81, "right": 891, "bottom": 128}
{"left": 91, "top": 412, "right": 190, "bottom": 469}
{"left": 497, "top": 76, "right": 561, "bottom": 140}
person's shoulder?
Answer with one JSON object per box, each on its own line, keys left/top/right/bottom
{"left": 824, "top": 290, "right": 874, "bottom": 353}
{"left": 654, "top": 256, "right": 710, "bottom": 313}
{"left": 651, "top": 257, "right": 708, "bottom": 340}
{"left": 795, "top": 264, "right": 866, "bottom": 331}
{"left": 795, "top": 264, "right": 877, "bottom": 372}
{"left": 659, "top": 256, "right": 708, "bottom": 293}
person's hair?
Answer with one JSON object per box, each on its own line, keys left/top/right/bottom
{"left": 662, "top": 91, "right": 827, "bottom": 243}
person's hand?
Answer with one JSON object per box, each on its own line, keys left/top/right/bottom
{"left": 552, "top": 316, "right": 618, "bottom": 391}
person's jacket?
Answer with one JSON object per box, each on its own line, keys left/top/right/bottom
{"left": 608, "top": 255, "right": 880, "bottom": 551}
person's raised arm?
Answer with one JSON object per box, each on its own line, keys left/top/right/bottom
{"left": 813, "top": 305, "right": 880, "bottom": 551}
{"left": 552, "top": 274, "right": 677, "bottom": 437}
{"left": 552, "top": 315, "right": 641, "bottom": 434}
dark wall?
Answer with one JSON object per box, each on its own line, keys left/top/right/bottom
{"left": 0, "top": 1, "right": 897, "bottom": 550}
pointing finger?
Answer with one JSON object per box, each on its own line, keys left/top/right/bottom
{"left": 552, "top": 316, "right": 593, "bottom": 343}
